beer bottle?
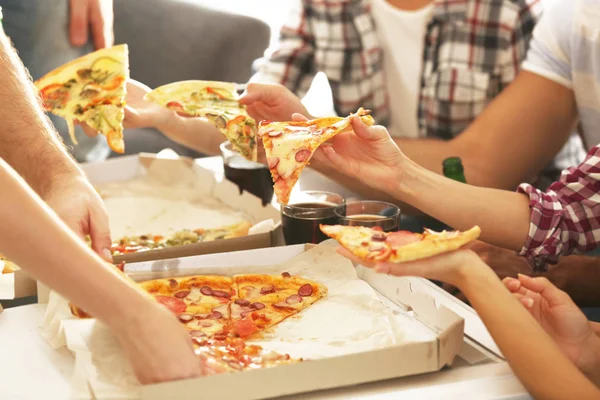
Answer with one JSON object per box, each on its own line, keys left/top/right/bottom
{"left": 442, "top": 157, "right": 467, "bottom": 183}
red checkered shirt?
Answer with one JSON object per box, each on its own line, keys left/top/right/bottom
{"left": 252, "top": 0, "right": 542, "bottom": 140}
{"left": 518, "top": 145, "right": 600, "bottom": 271}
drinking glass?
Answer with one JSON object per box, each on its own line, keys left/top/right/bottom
{"left": 220, "top": 141, "right": 273, "bottom": 206}
{"left": 334, "top": 200, "right": 401, "bottom": 232}
{"left": 281, "top": 191, "right": 345, "bottom": 245}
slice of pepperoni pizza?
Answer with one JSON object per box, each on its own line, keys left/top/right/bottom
{"left": 230, "top": 273, "right": 327, "bottom": 339}
{"left": 138, "top": 275, "right": 234, "bottom": 339}
{"left": 320, "top": 225, "right": 481, "bottom": 263}
{"left": 257, "top": 108, "right": 375, "bottom": 204}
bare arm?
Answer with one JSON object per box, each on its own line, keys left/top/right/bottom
{"left": 394, "top": 72, "right": 577, "bottom": 190}
{"left": 0, "top": 156, "right": 201, "bottom": 383}
{"left": 0, "top": 28, "right": 84, "bottom": 197}
{"left": 459, "top": 256, "right": 600, "bottom": 398}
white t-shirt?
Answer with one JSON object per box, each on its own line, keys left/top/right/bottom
{"left": 371, "top": 0, "right": 434, "bottom": 138}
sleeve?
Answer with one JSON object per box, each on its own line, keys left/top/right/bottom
{"left": 520, "top": 0, "right": 575, "bottom": 89}
{"left": 517, "top": 145, "right": 600, "bottom": 269}
{"left": 249, "top": 0, "right": 316, "bottom": 97}
{"left": 498, "top": 0, "right": 543, "bottom": 88}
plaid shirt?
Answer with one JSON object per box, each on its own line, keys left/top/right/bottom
{"left": 252, "top": 0, "right": 542, "bottom": 140}
{"left": 518, "top": 145, "right": 600, "bottom": 271}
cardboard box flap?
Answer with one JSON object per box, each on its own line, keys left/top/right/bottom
{"left": 138, "top": 152, "right": 199, "bottom": 187}
{"left": 358, "top": 267, "right": 464, "bottom": 368}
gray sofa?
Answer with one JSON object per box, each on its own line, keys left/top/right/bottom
{"left": 112, "top": 0, "right": 271, "bottom": 157}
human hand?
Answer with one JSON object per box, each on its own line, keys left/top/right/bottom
{"left": 503, "top": 274, "right": 600, "bottom": 377}
{"left": 69, "top": 0, "right": 114, "bottom": 49}
{"left": 336, "top": 245, "right": 484, "bottom": 289}
{"left": 239, "top": 82, "right": 311, "bottom": 122}
{"left": 44, "top": 174, "right": 112, "bottom": 261}
{"left": 441, "top": 240, "right": 532, "bottom": 300}
{"left": 122, "top": 79, "right": 177, "bottom": 131}
{"left": 112, "top": 301, "right": 204, "bottom": 384}
{"left": 311, "top": 116, "right": 407, "bottom": 193}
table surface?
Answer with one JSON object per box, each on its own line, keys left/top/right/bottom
{"left": 0, "top": 156, "right": 531, "bottom": 399}
{"left": 0, "top": 304, "right": 531, "bottom": 400}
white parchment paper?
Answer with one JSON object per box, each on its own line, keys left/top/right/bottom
{"left": 40, "top": 241, "right": 436, "bottom": 399}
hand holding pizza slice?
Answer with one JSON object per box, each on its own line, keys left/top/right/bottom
{"left": 144, "top": 80, "right": 258, "bottom": 161}
{"left": 35, "top": 44, "right": 129, "bottom": 153}
{"left": 258, "top": 108, "right": 375, "bottom": 204}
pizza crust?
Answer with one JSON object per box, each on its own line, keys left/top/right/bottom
{"left": 389, "top": 226, "right": 481, "bottom": 262}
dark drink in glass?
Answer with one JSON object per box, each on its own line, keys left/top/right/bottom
{"left": 281, "top": 191, "right": 345, "bottom": 245}
{"left": 220, "top": 141, "right": 274, "bottom": 206}
{"left": 335, "top": 201, "right": 401, "bottom": 232}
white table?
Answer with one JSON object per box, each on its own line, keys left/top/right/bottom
{"left": 0, "top": 304, "right": 530, "bottom": 400}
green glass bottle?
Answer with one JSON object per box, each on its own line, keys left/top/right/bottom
{"left": 443, "top": 157, "right": 467, "bottom": 183}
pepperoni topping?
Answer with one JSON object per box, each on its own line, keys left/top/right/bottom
{"left": 200, "top": 286, "right": 214, "bottom": 296}
{"left": 226, "top": 360, "right": 244, "bottom": 370}
{"left": 190, "top": 330, "right": 206, "bottom": 338}
{"left": 371, "top": 231, "right": 387, "bottom": 242}
{"left": 155, "top": 296, "right": 187, "bottom": 314}
{"left": 281, "top": 272, "right": 291, "bottom": 278}
{"left": 298, "top": 284, "right": 313, "bottom": 297}
{"left": 174, "top": 290, "right": 190, "bottom": 299}
{"left": 178, "top": 313, "right": 193, "bottom": 322}
{"left": 286, "top": 294, "right": 303, "bottom": 304}
{"left": 273, "top": 302, "right": 294, "bottom": 310}
{"left": 207, "top": 311, "right": 223, "bottom": 320}
{"left": 260, "top": 285, "right": 275, "bottom": 295}
{"left": 213, "top": 333, "right": 228, "bottom": 341}
{"left": 233, "top": 318, "right": 259, "bottom": 338}
{"left": 212, "top": 290, "right": 229, "bottom": 298}
{"left": 201, "top": 321, "right": 214, "bottom": 328}
{"left": 168, "top": 279, "right": 179, "bottom": 290}
{"left": 386, "top": 231, "right": 421, "bottom": 248}
{"left": 240, "top": 311, "right": 251, "bottom": 318}
{"left": 251, "top": 302, "right": 265, "bottom": 310}
{"left": 295, "top": 149, "right": 311, "bottom": 162}
{"left": 268, "top": 130, "right": 282, "bottom": 137}
{"left": 235, "top": 298, "right": 250, "bottom": 306}
{"left": 267, "top": 157, "right": 280, "bottom": 169}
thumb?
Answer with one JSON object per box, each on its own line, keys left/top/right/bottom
{"left": 88, "top": 205, "right": 113, "bottom": 262}
{"left": 239, "top": 83, "right": 273, "bottom": 106}
{"left": 350, "top": 117, "right": 389, "bottom": 141}
{"left": 517, "top": 274, "right": 569, "bottom": 307}
{"left": 291, "top": 113, "right": 310, "bottom": 121}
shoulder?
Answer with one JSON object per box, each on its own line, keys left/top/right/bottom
{"left": 463, "top": 0, "right": 544, "bottom": 32}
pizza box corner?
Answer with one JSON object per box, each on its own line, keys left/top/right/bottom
{"left": 82, "top": 152, "right": 283, "bottom": 265}
{"left": 45, "top": 242, "right": 464, "bottom": 400}
{"left": 0, "top": 265, "right": 37, "bottom": 301}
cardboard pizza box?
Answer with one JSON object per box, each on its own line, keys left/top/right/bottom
{"left": 0, "top": 266, "right": 37, "bottom": 301}
{"left": 42, "top": 241, "right": 468, "bottom": 400}
{"left": 81, "top": 152, "right": 282, "bottom": 265}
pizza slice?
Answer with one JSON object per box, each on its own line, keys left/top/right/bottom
{"left": 110, "top": 221, "right": 252, "bottom": 256}
{"left": 0, "top": 254, "right": 17, "bottom": 274}
{"left": 320, "top": 225, "right": 481, "bottom": 263}
{"left": 138, "top": 275, "right": 234, "bottom": 339}
{"left": 35, "top": 44, "right": 129, "bottom": 153}
{"left": 230, "top": 273, "right": 327, "bottom": 339}
{"left": 144, "top": 80, "right": 257, "bottom": 161}
{"left": 194, "top": 337, "right": 298, "bottom": 374}
{"left": 257, "top": 108, "right": 375, "bottom": 204}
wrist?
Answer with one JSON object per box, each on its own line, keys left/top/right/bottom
{"left": 455, "top": 253, "right": 498, "bottom": 294}
{"left": 581, "top": 334, "right": 600, "bottom": 385}
{"left": 392, "top": 158, "right": 422, "bottom": 202}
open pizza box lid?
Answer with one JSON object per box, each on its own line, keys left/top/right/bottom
{"left": 41, "top": 241, "right": 466, "bottom": 400}
{"left": 36, "top": 151, "right": 283, "bottom": 304}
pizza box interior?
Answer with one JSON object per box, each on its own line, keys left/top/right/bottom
{"left": 82, "top": 152, "right": 282, "bottom": 264}
{"left": 38, "top": 240, "right": 481, "bottom": 400}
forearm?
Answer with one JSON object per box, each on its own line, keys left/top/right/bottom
{"left": 158, "top": 118, "right": 223, "bottom": 156}
{"left": 0, "top": 158, "right": 150, "bottom": 328}
{"left": 0, "top": 30, "right": 82, "bottom": 197}
{"left": 397, "top": 159, "right": 531, "bottom": 250}
{"left": 459, "top": 262, "right": 600, "bottom": 398}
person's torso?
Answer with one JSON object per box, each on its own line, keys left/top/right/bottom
{"left": 371, "top": 0, "right": 433, "bottom": 138}
{"left": 305, "top": 0, "right": 538, "bottom": 139}
{"left": 565, "top": 0, "right": 600, "bottom": 151}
